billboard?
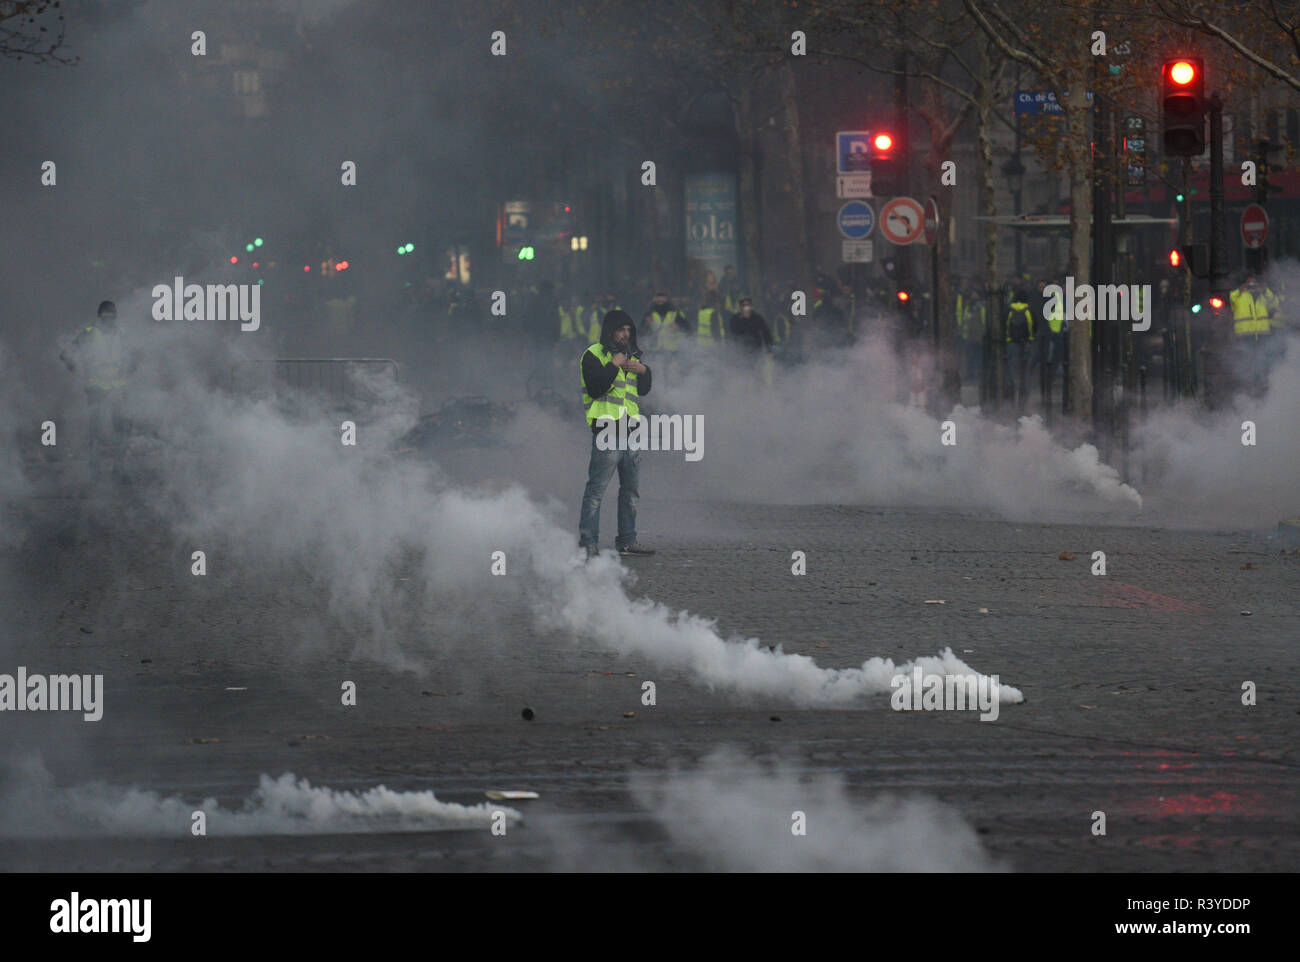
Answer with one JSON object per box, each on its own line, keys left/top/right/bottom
{"left": 685, "top": 173, "right": 738, "bottom": 284}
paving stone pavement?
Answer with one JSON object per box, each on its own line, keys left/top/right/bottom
{"left": 1, "top": 490, "right": 1297, "bottom": 872}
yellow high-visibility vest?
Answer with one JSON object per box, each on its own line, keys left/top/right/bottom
{"left": 84, "top": 326, "right": 127, "bottom": 391}
{"left": 696, "top": 307, "right": 723, "bottom": 344}
{"left": 1230, "top": 287, "right": 1276, "bottom": 336}
{"left": 581, "top": 342, "right": 640, "bottom": 424}
{"left": 648, "top": 309, "right": 683, "bottom": 351}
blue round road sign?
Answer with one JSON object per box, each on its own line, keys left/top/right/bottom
{"left": 837, "top": 201, "right": 875, "bottom": 239}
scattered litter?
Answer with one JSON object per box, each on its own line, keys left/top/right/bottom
{"left": 977, "top": 607, "right": 990, "bottom": 613}
{"left": 140, "top": 658, "right": 152, "bottom": 664}
{"left": 1058, "top": 552, "right": 1076, "bottom": 561}
{"left": 79, "top": 627, "right": 93, "bottom": 634}
{"left": 623, "top": 711, "right": 635, "bottom": 718}
{"left": 769, "top": 716, "right": 781, "bottom": 722}
{"left": 815, "top": 643, "right": 829, "bottom": 649}
{"left": 422, "top": 690, "right": 462, "bottom": 696}
{"left": 183, "top": 737, "right": 221, "bottom": 744}
{"left": 625, "top": 672, "right": 636, "bottom": 677}
{"left": 962, "top": 649, "right": 974, "bottom": 653}
{"left": 924, "top": 599, "right": 946, "bottom": 605}
{"left": 225, "top": 686, "right": 246, "bottom": 691}
{"left": 521, "top": 707, "right": 535, "bottom": 721}
{"left": 1239, "top": 563, "right": 1256, "bottom": 570}
{"left": 1078, "top": 705, "right": 1095, "bottom": 710}
{"left": 1240, "top": 610, "right": 1252, "bottom": 616}
{"left": 486, "top": 790, "right": 539, "bottom": 801}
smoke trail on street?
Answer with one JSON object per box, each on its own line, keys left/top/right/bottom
{"left": 0, "top": 754, "right": 518, "bottom": 837}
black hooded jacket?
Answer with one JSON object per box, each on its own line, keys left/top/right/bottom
{"left": 581, "top": 310, "right": 652, "bottom": 431}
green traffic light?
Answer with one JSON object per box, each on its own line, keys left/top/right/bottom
{"left": 404, "top": 243, "right": 414, "bottom": 253}
{"left": 1175, "top": 193, "right": 1184, "bottom": 202}
{"left": 246, "top": 243, "right": 254, "bottom": 252}
{"left": 1191, "top": 303, "right": 1202, "bottom": 313}
{"left": 397, "top": 246, "right": 404, "bottom": 255}
{"left": 254, "top": 238, "right": 264, "bottom": 247}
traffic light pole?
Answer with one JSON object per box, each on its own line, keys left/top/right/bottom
{"left": 1208, "top": 94, "right": 1227, "bottom": 298}
{"left": 1091, "top": 67, "right": 1114, "bottom": 438}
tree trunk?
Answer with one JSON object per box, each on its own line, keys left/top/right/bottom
{"left": 735, "top": 84, "right": 764, "bottom": 297}
{"left": 1063, "top": 79, "right": 1093, "bottom": 424}
{"left": 780, "top": 60, "right": 814, "bottom": 288}
{"left": 977, "top": 34, "right": 1002, "bottom": 405}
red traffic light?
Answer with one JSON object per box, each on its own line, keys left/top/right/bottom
{"left": 1209, "top": 296, "right": 1224, "bottom": 310}
{"left": 1168, "top": 249, "right": 1181, "bottom": 267}
{"left": 1169, "top": 60, "right": 1196, "bottom": 85}
{"left": 230, "top": 256, "right": 238, "bottom": 264}
{"left": 336, "top": 260, "right": 349, "bottom": 271}
{"left": 897, "top": 290, "right": 909, "bottom": 302}
{"left": 873, "top": 133, "right": 893, "bottom": 152}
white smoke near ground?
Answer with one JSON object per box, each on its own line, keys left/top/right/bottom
{"left": 0, "top": 754, "right": 518, "bottom": 838}
{"left": 642, "top": 329, "right": 1143, "bottom": 522}
{"left": 541, "top": 747, "right": 1003, "bottom": 872}
{"left": 1131, "top": 259, "right": 1300, "bottom": 529}
{"left": 68, "top": 274, "right": 1026, "bottom": 708}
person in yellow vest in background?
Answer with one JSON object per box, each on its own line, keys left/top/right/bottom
{"left": 586, "top": 293, "right": 607, "bottom": 344}
{"left": 1230, "top": 273, "right": 1283, "bottom": 390}
{"left": 641, "top": 291, "right": 688, "bottom": 378}
{"left": 60, "top": 300, "right": 131, "bottom": 482}
{"left": 721, "top": 265, "right": 741, "bottom": 315}
{"left": 558, "top": 290, "right": 586, "bottom": 346}
{"left": 957, "top": 282, "right": 987, "bottom": 382}
{"left": 765, "top": 282, "right": 791, "bottom": 346}
{"left": 695, "top": 289, "right": 725, "bottom": 347}
{"left": 1004, "top": 289, "right": 1035, "bottom": 411}
{"left": 578, "top": 310, "right": 655, "bottom": 559}
{"left": 1041, "top": 282, "right": 1067, "bottom": 396}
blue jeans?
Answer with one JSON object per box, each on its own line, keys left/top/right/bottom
{"left": 578, "top": 432, "right": 640, "bottom": 549}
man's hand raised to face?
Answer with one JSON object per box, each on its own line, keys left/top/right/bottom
{"left": 610, "top": 352, "right": 628, "bottom": 368}
{"left": 625, "top": 359, "right": 647, "bottom": 374}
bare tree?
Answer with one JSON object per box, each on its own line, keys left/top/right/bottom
{"left": 1, "top": 0, "right": 74, "bottom": 64}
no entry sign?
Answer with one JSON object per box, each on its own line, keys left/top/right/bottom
{"left": 1241, "top": 203, "right": 1269, "bottom": 250}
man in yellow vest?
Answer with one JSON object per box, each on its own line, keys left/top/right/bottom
{"left": 61, "top": 300, "right": 131, "bottom": 481}
{"left": 1041, "top": 283, "right": 1066, "bottom": 395}
{"left": 957, "top": 283, "right": 987, "bottom": 382}
{"left": 721, "top": 265, "right": 741, "bottom": 315}
{"left": 1004, "top": 289, "right": 1035, "bottom": 411}
{"left": 558, "top": 290, "right": 583, "bottom": 345}
{"left": 578, "top": 310, "right": 655, "bottom": 559}
{"left": 641, "top": 292, "right": 687, "bottom": 353}
{"left": 695, "top": 290, "right": 725, "bottom": 346}
{"left": 586, "top": 293, "right": 607, "bottom": 344}
{"left": 1230, "top": 274, "right": 1283, "bottom": 389}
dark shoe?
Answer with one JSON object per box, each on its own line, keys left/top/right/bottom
{"left": 618, "top": 543, "right": 655, "bottom": 556}
{"left": 583, "top": 544, "right": 599, "bottom": 560}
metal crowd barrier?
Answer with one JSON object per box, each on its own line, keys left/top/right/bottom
{"left": 231, "top": 358, "right": 400, "bottom": 405}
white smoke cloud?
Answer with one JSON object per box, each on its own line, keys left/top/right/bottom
{"left": 0, "top": 754, "right": 518, "bottom": 838}
{"left": 540, "top": 747, "right": 1004, "bottom": 872}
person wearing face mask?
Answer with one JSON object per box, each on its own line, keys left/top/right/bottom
{"left": 578, "top": 310, "right": 655, "bottom": 559}
{"left": 728, "top": 296, "right": 775, "bottom": 388}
